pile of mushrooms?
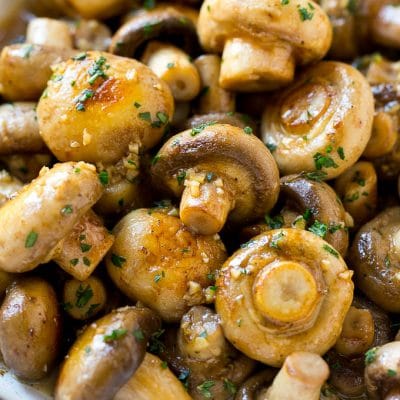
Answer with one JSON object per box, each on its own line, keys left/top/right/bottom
{"left": 1, "top": 0, "right": 400, "bottom": 399}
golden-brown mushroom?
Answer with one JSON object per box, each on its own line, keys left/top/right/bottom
{"left": 0, "top": 277, "right": 61, "bottom": 381}
{"left": 261, "top": 61, "right": 374, "bottom": 179}
{"left": 334, "top": 161, "right": 378, "bottom": 227}
{"left": 68, "top": 19, "right": 112, "bottom": 51}
{"left": 0, "top": 44, "right": 76, "bottom": 101}
{"left": 37, "top": 51, "right": 174, "bottom": 164}
{"left": 350, "top": 207, "right": 400, "bottom": 312}
{"left": 197, "top": 0, "right": 332, "bottom": 91}
{"left": 0, "top": 162, "right": 103, "bottom": 273}
{"left": 216, "top": 228, "right": 354, "bottom": 367}
{"left": 151, "top": 124, "right": 280, "bottom": 235}
{"left": 55, "top": 306, "right": 160, "bottom": 400}
{"left": 106, "top": 209, "right": 226, "bottom": 322}
{"left": 0, "top": 102, "right": 46, "bottom": 155}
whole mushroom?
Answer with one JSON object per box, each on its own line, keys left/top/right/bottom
{"left": 151, "top": 123, "right": 280, "bottom": 235}
{"left": 197, "top": 0, "right": 332, "bottom": 91}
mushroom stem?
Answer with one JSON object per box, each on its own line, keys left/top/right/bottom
{"left": 252, "top": 261, "right": 320, "bottom": 325}
{"left": 264, "top": 352, "right": 329, "bottom": 400}
{"left": 220, "top": 38, "right": 295, "bottom": 92}
{"left": 180, "top": 179, "right": 234, "bottom": 235}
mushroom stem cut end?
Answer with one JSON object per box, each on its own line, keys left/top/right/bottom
{"left": 180, "top": 181, "right": 233, "bottom": 235}
{"left": 219, "top": 38, "right": 295, "bottom": 92}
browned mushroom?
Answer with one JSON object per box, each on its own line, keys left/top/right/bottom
{"left": 151, "top": 123, "right": 280, "bottom": 235}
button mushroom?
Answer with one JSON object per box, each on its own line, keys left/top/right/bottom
{"left": 350, "top": 207, "right": 400, "bottom": 312}
{"left": 26, "top": 18, "right": 73, "bottom": 49}
{"left": 151, "top": 123, "right": 280, "bottom": 235}
{"left": 37, "top": 50, "right": 173, "bottom": 165}
{"left": 197, "top": 0, "right": 332, "bottom": 91}
{"left": 55, "top": 306, "right": 160, "bottom": 400}
{"left": 0, "top": 162, "right": 103, "bottom": 273}
{"left": 106, "top": 208, "right": 227, "bottom": 322}
{"left": 261, "top": 61, "right": 374, "bottom": 179}
{"left": 216, "top": 228, "right": 354, "bottom": 366}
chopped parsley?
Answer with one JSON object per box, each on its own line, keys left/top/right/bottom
{"left": 98, "top": 170, "right": 109, "bottom": 185}
{"left": 21, "top": 44, "right": 34, "bottom": 59}
{"left": 73, "top": 52, "right": 87, "bottom": 61}
{"left": 70, "top": 258, "right": 79, "bottom": 266}
{"left": 365, "top": 347, "right": 378, "bottom": 365}
{"left": 104, "top": 329, "right": 128, "bottom": 343}
{"left": 88, "top": 55, "right": 108, "bottom": 85}
{"left": 337, "top": 147, "right": 345, "bottom": 160}
{"left": 303, "top": 208, "right": 312, "bottom": 221}
{"left": 160, "top": 361, "right": 168, "bottom": 369}
{"left": 191, "top": 121, "right": 217, "bottom": 136}
{"left": 111, "top": 253, "right": 126, "bottom": 268}
{"left": 166, "top": 62, "right": 174, "bottom": 69}
{"left": 388, "top": 369, "right": 397, "bottom": 377}
{"left": 298, "top": 3, "right": 314, "bottom": 21}
{"left": 134, "top": 102, "right": 141, "bottom": 108}
{"left": 133, "top": 329, "right": 145, "bottom": 341}
{"left": 75, "top": 284, "right": 93, "bottom": 308}
{"left": 243, "top": 126, "right": 253, "bottom": 134}
{"left": 313, "top": 152, "right": 338, "bottom": 170}
{"left": 197, "top": 380, "right": 215, "bottom": 398}
{"left": 322, "top": 244, "right": 339, "bottom": 258}
{"left": 266, "top": 142, "right": 277, "bottom": 152}
{"left": 139, "top": 112, "right": 151, "bottom": 122}
{"left": 178, "top": 370, "right": 190, "bottom": 389}
{"left": 154, "top": 271, "right": 165, "bottom": 283}
{"left": 80, "top": 243, "right": 92, "bottom": 253}
{"left": 347, "top": 0, "right": 357, "bottom": 14}
{"left": 74, "top": 88, "right": 94, "bottom": 111}
{"left": 385, "top": 256, "right": 391, "bottom": 268}
{"left": 149, "top": 328, "right": 166, "bottom": 354}
{"left": 25, "top": 231, "right": 38, "bottom": 248}
{"left": 281, "top": 0, "right": 289, "bottom": 4}
{"left": 205, "top": 172, "right": 215, "bottom": 182}
{"left": 270, "top": 231, "right": 285, "bottom": 249}
{"left": 83, "top": 257, "right": 91, "bottom": 266}
{"left": 265, "top": 214, "right": 284, "bottom": 229}
{"left": 61, "top": 205, "right": 73, "bottom": 215}
{"left": 302, "top": 171, "right": 328, "bottom": 181}
{"left": 151, "top": 154, "right": 161, "bottom": 165}
{"left": 308, "top": 220, "right": 328, "bottom": 238}
{"left": 223, "top": 379, "right": 237, "bottom": 395}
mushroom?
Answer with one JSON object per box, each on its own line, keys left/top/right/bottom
{"left": 0, "top": 277, "right": 61, "bottom": 381}
{"left": 0, "top": 102, "right": 46, "bottom": 155}
{"left": 62, "top": 275, "right": 107, "bottom": 320}
{"left": 151, "top": 123, "right": 280, "bottom": 235}
{"left": 350, "top": 207, "right": 400, "bottom": 312}
{"left": 334, "top": 161, "right": 378, "bottom": 227}
{"left": 264, "top": 352, "right": 329, "bottom": 400}
{"left": 194, "top": 54, "right": 235, "bottom": 114}
{"left": 197, "top": 0, "right": 332, "bottom": 92}
{"left": 0, "top": 43, "right": 76, "bottom": 101}
{"left": 114, "top": 352, "right": 192, "bottom": 400}
{"left": 0, "top": 162, "right": 103, "bottom": 273}
{"left": 55, "top": 306, "right": 160, "bottom": 400}
{"left": 216, "top": 228, "right": 354, "bottom": 366}
{"left": 235, "top": 370, "right": 277, "bottom": 400}
{"left": 261, "top": 61, "right": 374, "bottom": 179}
{"left": 26, "top": 18, "right": 73, "bottom": 49}
{"left": 0, "top": 170, "right": 23, "bottom": 207}
{"left": 109, "top": 4, "right": 199, "bottom": 59}
{"left": 37, "top": 50, "right": 173, "bottom": 165}
{"left": 106, "top": 208, "right": 227, "bottom": 322}
{"left": 364, "top": 341, "right": 400, "bottom": 400}
{"left": 68, "top": 19, "right": 112, "bottom": 52}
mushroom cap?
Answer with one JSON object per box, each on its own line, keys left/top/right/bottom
{"left": 216, "top": 228, "right": 354, "bottom": 367}
{"left": 109, "top": 4, "right": 199, "bottom": 58}
{"left": 198, "top": 0, "right": 332, "bottom": 66}
{"left": 37, "top": 51, "right": 174, "bottom": 164}
{"left": 151, "top": 123, "right": 280, "bottom": 226}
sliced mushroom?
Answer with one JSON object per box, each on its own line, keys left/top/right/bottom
{"left": 0, "top": 162, "right": 103, "bottom": 273}
{"left": 55, "top": 306, "right": 160, "bottom": 400}
{"left": 106, "top": 208, "right": 227, "bottom": 322}
{"left": 37, "top": 51, "right": 174, "bottom": 164}
{"left": 350, "top": 207, "right": 400, "bottom": 312}
{"left": 197, "top": 0, "right": 332, "bottom": 91}
{"left": 0, "top": 102, "right": 46, "bottom": 155}
{"left": 151, "top": 123, "right": 280, "bottom": 235}
{"left": 261, "top": 61, "right": 374, "bottom": 179}
{"left": 216, "top": 228, "right": 354, "bottom": 366}
{"left": 110, "top": 4, "right": 199, "bottom": 58}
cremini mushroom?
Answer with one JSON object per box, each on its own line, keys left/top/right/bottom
{"left": 350, "top": 207, "right": 400, "bottom": 312}
{"left": 0, "top": 277, "right": 61, "bottom": 381}
{"left": 0, "top": 162, "right": 103, "bottom": 273}
{"left": 0, "top": 170, "right": 23, "bottom": 207}
{"left": 114, "top": 352, "right": 192, "bottom": 400}
{"left": 151, "top": 123, "right": 280, "bottom": 235}
{"left": 176, "top": 306, "right": 255, "bottom": 399}
{"left": 364, "top": 341, "right": 400, "bottom": 400}
{"left": 0, "top": 43, "right": 76, "bottom": 101}
{"left": 216, "top": 228, "right": 354, "bottom": 366}
{"left": 0, "top": 102, "right": 46, "bottom": 155}
{"left": 197, "top": 0, "right": 332, "bottom": 91}
{"left": 55, "top": 306, "right": 160, "bottom": 400}
{"left": 194, "top": 54, "right": 235, "bottom": 114}
{"left": 106, "top": 208, "right": 227, "bottom": 322}
{"left": 264, "top": 352, "right": 329, "bottom": 400}
{"left": 261, "top": 61, "right": 374, "bottom": 179}
{"left": 37, "top": 50, "right": 173, "bottom": 164}
{"left": 334, "top": 161, "right": 378, "bottom": 227}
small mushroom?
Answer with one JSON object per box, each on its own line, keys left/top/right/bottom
{"left": 37, "top": 51, "right": 174, "bottom": 165}
{"left": 151, "top": 123, "right": 280, "bottom": 235}
{"left": 350, "top": 207, "right": 400, "bottom": 312}
{"left": 216, "top": 228, "right": 354, "bottom": 366}
{"left": 334, "top": 161, "right": 378, "bottom": 227}
{"left": 0, "top": 102, "right": 46, "bottom": 155}
{"left": 68, "top": 19, "right": 112, "bottom": 51}
{"left": 55, "top": 306, "right": 161, "bottom": 400}
{"left": 365, "top": 341, "right": 400, "bottom": 400}
{"left": 261, "top": 61, "right": 374, "bottom": 179}
{"left": 0, "top": 162, "right": 103, "bottom": 273}
{"left": 26, "top": 18, "right": 73, "bottom": 49}
{"left": 0, "top": 44, "right": 76, "bottom": 101}
{"left": 197, "top": 0, "right": 332, "bottom": 91}
{"left": 264, "top": 352, "right": 329, "bottom": 400}
{"left": 106, "top": 208, "right": 227, "bottom": 322}
{"left": 110, "top": 4, "right": 199, "bottom": 58}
